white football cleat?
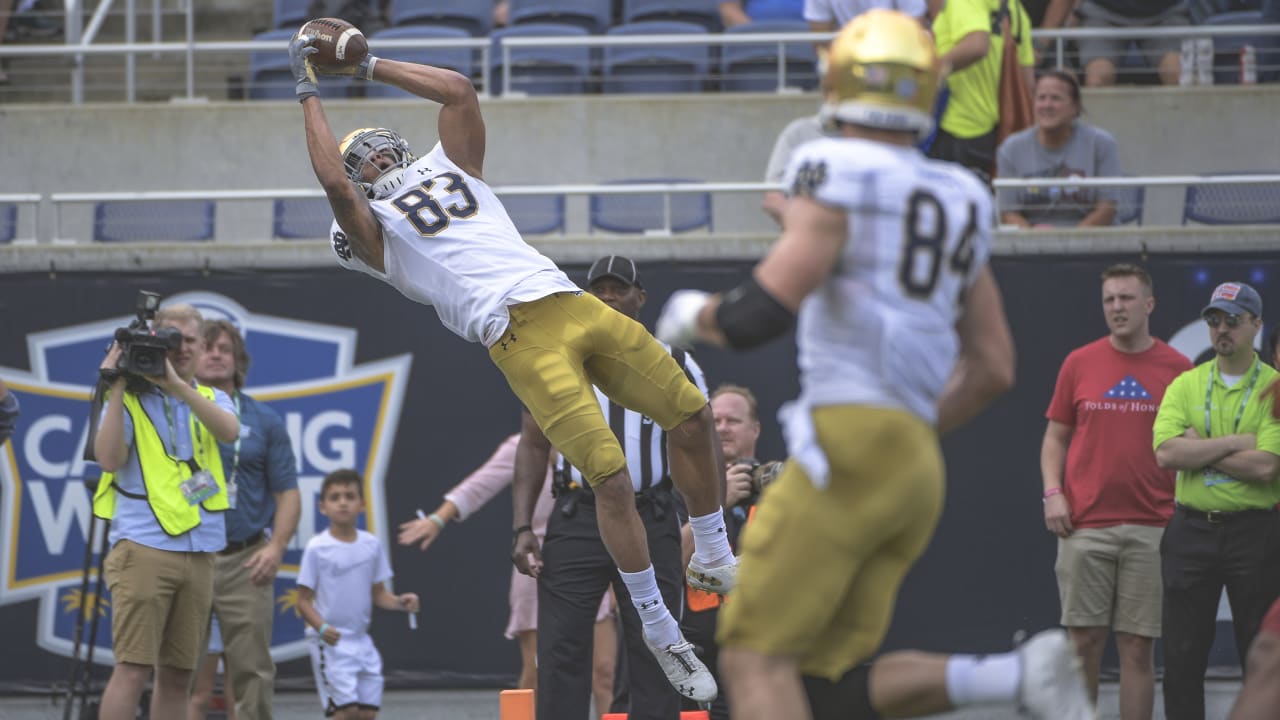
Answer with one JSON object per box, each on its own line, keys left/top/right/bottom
{"left": 686, "top": 555, "right": 737, "bottom": 594}
{"left": 646, "top": 634, "right": 718, "bottom": 703}
{"left": 1017, "top": 629, "right": 1095, "bottom": 720}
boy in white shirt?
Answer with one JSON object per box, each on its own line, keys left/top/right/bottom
{"left": 297, "top": 470, "right": 419, "bottom": 719}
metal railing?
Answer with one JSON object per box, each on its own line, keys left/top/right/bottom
{"left": 0, "top": 194, "right": 43, "bottom": 244}
{"left": 3, "top": 22, "right": 1278, "bottom": 103}
{"left": 8, "top": 173, "right": 1275, "bottom": 244}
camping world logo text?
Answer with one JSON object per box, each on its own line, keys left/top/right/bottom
{"left": 0, "top": 291, "right": 410, "bottom": 664}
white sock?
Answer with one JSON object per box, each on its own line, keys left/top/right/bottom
{"left": 688, "top": 510, "right": 734, "bottom": 566}
{"left": 618, "top": 565, "right": 680, "bottom": 648}
{"left": 944, "top": 652, "right": 1021, "bottom": 707}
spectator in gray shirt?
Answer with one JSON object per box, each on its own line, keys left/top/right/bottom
{"left": 0, "top": 377, "right": 18, "bottom": 446}
{"left": 997, "top": 70, "right": 1120, "bottom": 229}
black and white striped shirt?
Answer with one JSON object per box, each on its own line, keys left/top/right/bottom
{"left": 558, "top": 345, "right": 708, "bottom": 493}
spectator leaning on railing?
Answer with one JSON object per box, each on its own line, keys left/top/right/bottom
{"left": 996, "top": 69, "right": 1120, "bottom": 228}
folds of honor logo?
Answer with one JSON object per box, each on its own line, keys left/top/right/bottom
{"left": 0, "top": 291, "right": 410, "bottom": 664}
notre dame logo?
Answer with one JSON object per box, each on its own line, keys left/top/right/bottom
{"left": 331, "top": 230, "right": 353, "bottom": 261}
{"left": 791, "top": 160, "right": 828, "bottom": 198}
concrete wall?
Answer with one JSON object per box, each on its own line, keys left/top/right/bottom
{"left": 2, "top": 86, "right": 1278, "bottom": 240}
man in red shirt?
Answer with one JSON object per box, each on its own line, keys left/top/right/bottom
{"left": 1040, "top": 263, "right": 1192, "bottom": 719}
{"left": 1228, "top": 597, "right": 1280, "bottom": 719}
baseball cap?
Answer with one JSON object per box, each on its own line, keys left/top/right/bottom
{"left": 587, "top": 255, "right": 642, "bottom": 289}
{"left": 1202, "top": 282, "right": 1263, "bottom": 318}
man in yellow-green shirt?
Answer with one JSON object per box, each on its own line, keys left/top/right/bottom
{"left": 928, "top": 0, "right": 1035, "bottom": 181}
{"left": 1152, "top": 281, "right": 1280, "bottom": 720}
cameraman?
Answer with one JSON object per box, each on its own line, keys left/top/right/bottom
{"left": 680, "top": 383, "right": 780, "bottom": 720}
{"left": 92, "top": 303, "right": 239, "bottom": 720}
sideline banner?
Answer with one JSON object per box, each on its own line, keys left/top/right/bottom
{"left": 0, "top": 255, "right": 1273, "bottom": 689}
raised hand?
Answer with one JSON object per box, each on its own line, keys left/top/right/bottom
{"left": 288, "top": 34, "right": 319, "bottom": 101}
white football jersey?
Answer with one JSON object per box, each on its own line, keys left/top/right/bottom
{"left": 330, "top": 142, "right": 579, "bottom": 347}
{"left": 782, "top": 137, "right": 993, "bottom": 423}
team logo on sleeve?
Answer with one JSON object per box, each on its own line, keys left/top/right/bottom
{"left": 0, "top": 292, "right": 409, "bottom": 665}
{"left": 791, "top": 160, "right": 828, "bottom": 198}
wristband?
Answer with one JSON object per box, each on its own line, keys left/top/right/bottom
{"left": 317, "top": 622, "right": 330, "bottom": 636}
{"left": 363, "top": 56, "right": 379, "bottom": 81}
{"left": 1042, "top": 487, "right": 1063, "bottom": 501}
{"left": 427, "top": 513, "right": 446, "bottom": 530}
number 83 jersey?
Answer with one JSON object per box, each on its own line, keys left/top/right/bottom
{"left": 330, "top": 142, "right": 577, "bottom": 347}
{"left": 782, "top": 137, "right": 993, "bottom": 424}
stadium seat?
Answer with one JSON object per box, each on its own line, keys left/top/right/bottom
{"left": 1182, "top": 173, "right": 1280, "bottom": 225}
{"left": 1112, "top": 179, "right": 1145, "bottom": 225}
{"left": 489, "top": 24, "right": 592, "bottom": 95}
{"left": 602, "top": 21, "right": 710, "bottom": 94}
{"left": 93, "top": 200, "right": 216, "bottom": 242}
{"left": 590, "top": 179, "right": 712, "bottom": 234}
{"left": 272, "top": 0, "right": 310, "bottom": 30}
{"left": 389, "top": 0, "right": 494, "bottom": 36}
{"left": 365, "top": 26, "right": 475, "bottom": 100}
{"left": 273, "top": 198, "right": 334, "bottom": 240}
{"left": 508, "top": 0, "right": 613, "bottom": 35}
{"left": 499, "top": 194, "right": 566, "bottom": 235}
{"left": 622, "top": 0, "right": 722, "bottom": 32}
{"left": 248, "top": 29, "right": 354, "bottom": 100}
{"left": 1202, "top": 11, "right": 1275, "bottom": 85}
{"left": 720, "top": 20, "right": 819, "bottom": 92}
{"left": 0, "top": 204, "right": 15, "bottom": 244}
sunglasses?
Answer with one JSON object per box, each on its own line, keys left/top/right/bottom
{"left": 1204, "top": 313, "right": 1248, "bottom": 329}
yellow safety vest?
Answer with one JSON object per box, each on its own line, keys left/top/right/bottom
{"left": 93, "top": 385, "right": 228, "bottom": 536}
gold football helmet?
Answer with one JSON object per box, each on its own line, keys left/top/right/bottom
{"left": 338, "top": 127, "right": 416, "bottom": 199}
{"left": 821, "top": 9, "right": 939, "bottom": 139}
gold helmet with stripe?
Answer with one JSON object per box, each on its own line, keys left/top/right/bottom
{"left": 338, "top": 127, "right": 416, "bottom": 200}
{"left": 821, "top": 9, "right": 938, "bottom": 139}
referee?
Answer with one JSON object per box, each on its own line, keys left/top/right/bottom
{"left": 513, "top": 256, "right": 707, "bottom": 720}
{"left": 1153, "top": 282, "right": 1280, "bottom": 720}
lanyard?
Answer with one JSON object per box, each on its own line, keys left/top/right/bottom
{"left": 157, "top": 387, "right": 204, "bottom": 464}
{"left": 228, "top": 393, "right": 242, "bottom": 484}
{"left": 1204, "top": 361, "right": 1261, "bottom": 438}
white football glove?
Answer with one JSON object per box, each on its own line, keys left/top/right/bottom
{"left": 656, "top": 290, "right": 711, "bottom": 347}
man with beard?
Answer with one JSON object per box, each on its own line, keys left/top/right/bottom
{"left": 1153, "top": 281, "right": 1280, "bottom": 720}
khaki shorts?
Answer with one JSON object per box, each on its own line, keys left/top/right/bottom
{"left": 1055, "top": 524, "right": 1163, "bottom": 638}
{"left": 717, "top": 406, "right": 944, "bottom": 680}
{"left": 489, "top": 292, "right": 707, "bottom": 486}
{"left": 104, "top": 539, "right": 214, "bottom": 670}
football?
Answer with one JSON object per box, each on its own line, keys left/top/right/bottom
{"left": 298, "top": 17, "right": 368, "bottom": 70}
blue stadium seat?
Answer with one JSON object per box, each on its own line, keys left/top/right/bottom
{"left": 389, "top": 0, "right": 494, "bottom": 36}
{"left": 93, "top": 200, "right": 216, "bottom": 242}
{"left": 248, "top": 29, "right": 354, "bottom": 100}
{"left": 272, "top": 0, "right": 310, "bottom": 30}
{"left": 508, "top": 0, "right": 613, "bottom": 34}
{"left": 499, "top": 194, "right": 566, "bottom": 235}
{"left": 622, "top": 0, "right": 721, "bottom": 32}
{"left": 590, "top": 179, "right": 712, "bottom": 234}
{"left": 721, "top": 20, "right": 819, "bottom": 92}
{"left": 0, "top": 204, "right": 15, "bottom": 244}
{"left": 1182, "top": 173, "right": 1280, "bottom": 225}
{"left": 273, "top": 198, "right": 334, "bottom": 240}
{"left": 1112, "top": 181, "right": 1145, "bottom": 226}
{"left": 489, "top": 24, "right": 592, "bottom": 95}
{"left": 602, "top": 21, "right": 710, "bottom": 94}
{"left": 1203, "top": 11, "right": 1275, "bottom": 85}
{"left": 365, "top": 26, "right": 475, "bottom": 100}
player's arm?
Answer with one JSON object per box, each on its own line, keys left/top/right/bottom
{"left": 368, "top": 59, "right": 486, "bottom": 179}
{"left": 290, "top": 37, "right": 385, "bottom": 272}
{"left": 935, "top": 267, "right": 1016, "bottom": 435}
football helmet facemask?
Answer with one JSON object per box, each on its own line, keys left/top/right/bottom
{"left": 821, "top": 9, "right": 939, "bottom": 139}
{"left": 338, "top": 127, "right": 416, "bottom": 200}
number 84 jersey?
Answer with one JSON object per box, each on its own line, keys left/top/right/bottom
{"left": 782, "top": 137, "right": 993, "bottom": 425}
{"left": 329, "top": 142, "right": 577, "bottom": 347}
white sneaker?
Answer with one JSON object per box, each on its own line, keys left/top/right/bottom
{"left": 686, "top": 555, "right": 737, "bottom": 594}
{"left": 1017, "top": 629, "right": 1095, "bottom": 720}
{"left": 646, "top": 634, "right": 718, "bottom": 703}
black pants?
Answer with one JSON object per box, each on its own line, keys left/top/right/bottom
{"left": 537, "top": 487, "right": 684, "bottom": 720}
{"left": 1161, "top": 505, "right": 1280, "bottom": 720}
{"left": 926, "top": 126, "right": 997, "bottom": 185}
